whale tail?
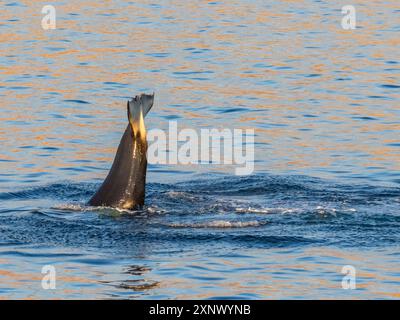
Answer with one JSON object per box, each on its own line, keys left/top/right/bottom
{"left": 88, "top": 93, "right": 154, "bottom": 209}
{"left": 127, "top": 93, "right": 154, "bottom": 138}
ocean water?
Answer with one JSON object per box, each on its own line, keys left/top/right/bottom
{"left": 0, "top": 0, "right": 399, "bottom": 299}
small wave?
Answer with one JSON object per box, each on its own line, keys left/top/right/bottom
{"left": 60, "top": 204, "right": 167, "bottom": 216}
{"left": 178, "top": 174, "right": 400, "bottom": 201}
{"left": 168, "top": 220, "right": 266, "bottom": 229}
{"left": 53, "top": 203, "right": 88, "bottom": 211}
{"left": 313, "top": 206, "right": 356, "bottom": 216}
{"left": 178, "top": 174, "right": 316, "bottom": 196}
{"left": 53, "top": 203, "right": 141, "bottom": 215}
{"left": 0, "top": 182, "right": 96, "bottom": 201}
{"left": 63, "top": 99, "right": 91, "bottom": 104}
{"left": 235, "top": 207, "right": 298, "bottom": 214}
{"left": 164, "top": 191, "right": 204, "bottom": 202}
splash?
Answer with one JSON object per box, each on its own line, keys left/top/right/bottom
{"left": 168, "top": 220, "right": 267, "bottom": 228}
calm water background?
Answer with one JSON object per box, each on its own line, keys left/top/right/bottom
{"left": 0, "top": 0, "right": 399, "bottom": 299}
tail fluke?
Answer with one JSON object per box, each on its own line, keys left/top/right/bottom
{"left": 127, "top": 93, "right": 154, "bottom": 140}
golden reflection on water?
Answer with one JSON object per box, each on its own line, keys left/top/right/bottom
{"left": 0, "top": 0, "right": 399, "bottom": 299}
{"left": 133, "top": 247, "right": 400, "bottom": 299}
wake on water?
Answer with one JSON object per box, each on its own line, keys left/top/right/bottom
{"left": 0, "top": 174, "right": 399, "bottom": 253}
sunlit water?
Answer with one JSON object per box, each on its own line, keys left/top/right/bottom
{"left": 0, "top": 1, "right": 399, "bottom": 299}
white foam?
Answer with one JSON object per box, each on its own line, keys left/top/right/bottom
{"left": 165, "top": 191, "right": 199, "bottom": 201}
{"left": 53, "top": 203, "right": 87, "bottom": 211}
{"left": 168, "top": 220, "right": 265, "bottom": 228}
{"left": 53, "top": 203, "right": 166, "bottom": 216}
{"left": 235, "top": 207, "right": 297, "bottom": 214}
